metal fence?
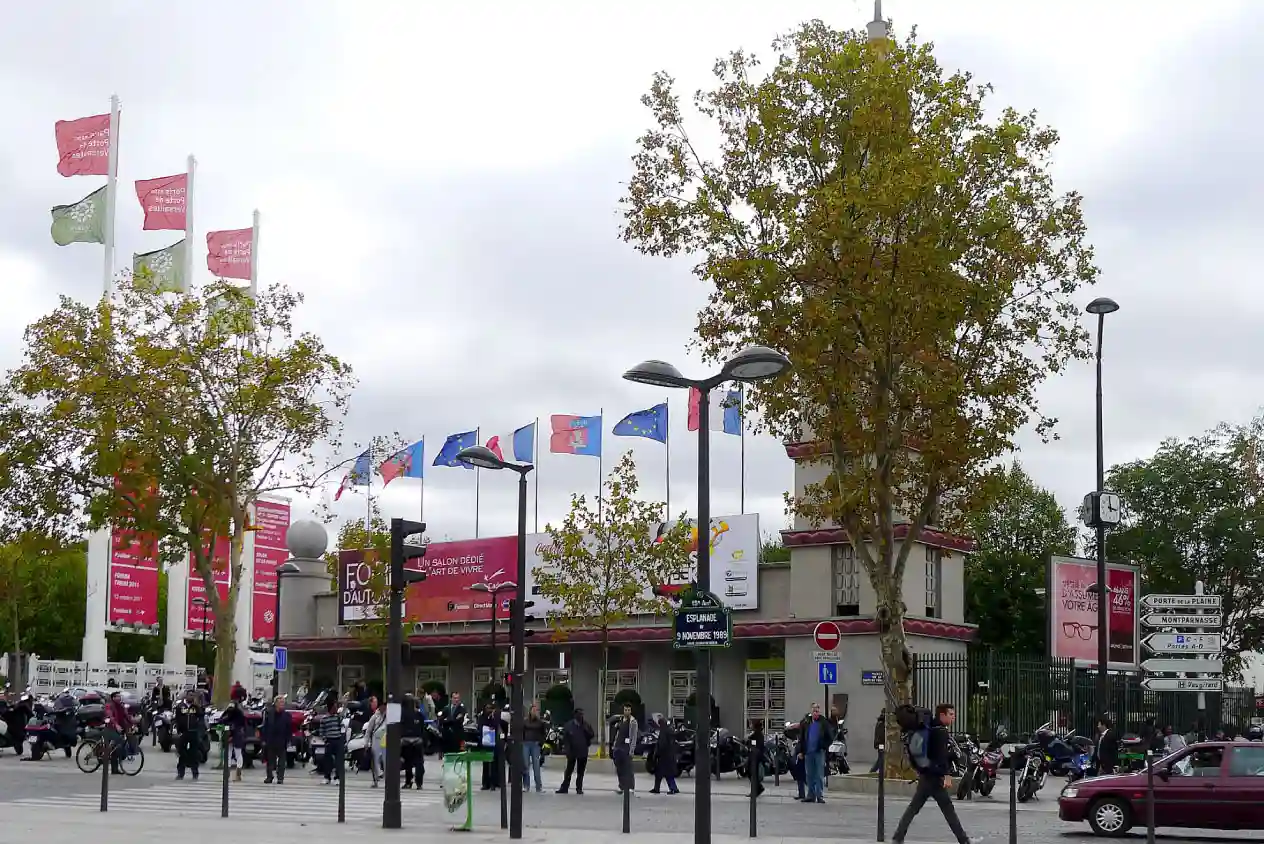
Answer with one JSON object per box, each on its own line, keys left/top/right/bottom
{"left": 913, "top": 649, "right": 1256, "bottom": 738}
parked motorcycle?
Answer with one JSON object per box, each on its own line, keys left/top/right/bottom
{"left": 970, "top": 727, "right": 1007, "bottom": 797}
{"left": 23, "top": 699, "right": 78, "bottom": 760}
{"left": 643, "top": 719, "right": 696, "bottom": 778}
{"left": 827, "top": 719, "right": 850, "bottom": 775}
{"left": 710, "top": 727, "right": 743, "bottom": 779}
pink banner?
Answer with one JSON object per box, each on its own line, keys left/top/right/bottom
{"left": 206, "top": 228, "right": 252, "bottom": 280}
{"left": 187, "top": 536, "right": 230, "bottom": 638}
{"left": 251, "top": 500, "right": 291, "bottom": 641}
{"left": 135, "top": 173, "right": 188, "bottom": 231}
{"left": 55, "top": 113, "right": 111, "bottom": 177}
{"left": 108, "top": 528, "right": 160, "bottom": 627}
{"left": 1048, "top": 556, "right": 1139, "bottom": 668}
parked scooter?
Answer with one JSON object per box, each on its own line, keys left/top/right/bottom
{"left": 827, "top": 719, "right": 850, "bottom": 774}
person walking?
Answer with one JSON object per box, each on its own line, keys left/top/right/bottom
{"left": 1163, "top": 725, "right": 1187, "bottom": 755}
{"left": 478, "top": 702, "right": 503, "bottom": 790}
{"left": 173, "top": 689, "right": 205, "bottom": 781}
{"left": 220, "top": 694, "right": 248, "bottom": 782}
{"left": 649, "top": 714, "right": 680, "bottom": 794}
{"left": 401, "top": 694, "right": 426, "bottom": 789}
{"left": 556, "top": 708, "right": 594, "bottom": 794}
{"left": 318, "top": 698, "right": 346, "bottom": 784}
{"left": 1094, "top": 715, "right": 1119, "bottom": 776}
{"left": 522, "top": 702, "right": 546, "bottom": 793}
{"left": 364, "top": 698, "right": 387, "bottom": 785}
{"left": 891, "top": 703, "right": 972, "bottom": 844}
{"left": 798, "top": 702, "right": 834, "bottom": 803}
{"left": 262, "top": 695, "right": 293, "bottom": 784}
{"left": 612, "top": 703, "right": 639, "bottom": 795}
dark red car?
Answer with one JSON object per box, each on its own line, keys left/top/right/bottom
{"left": 1058, "top": 741, "right": 1264, "bottom": 836}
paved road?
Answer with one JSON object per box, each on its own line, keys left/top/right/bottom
{"left": 2, "top": 747, "right": 1261, "bottom": 843}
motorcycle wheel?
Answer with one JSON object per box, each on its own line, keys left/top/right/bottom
{"left": 978, "top": 775, "right": 996, "bottom": 797}
{"left": 956, "top": 771, "right": 972, "bottom": 800}
{"left": 1017, "top": 779, "right": 1034, "bottom": 803}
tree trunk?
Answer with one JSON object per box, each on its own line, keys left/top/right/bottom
{"left": 875, "top": 578, "right": 915, "bottom": 779}
{"left": 212, "top": 614, "right": 236, "bottom": 708}
{"left": 598, "top": 633, "right": 610, "bottom": 758}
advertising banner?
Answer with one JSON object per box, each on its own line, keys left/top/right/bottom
{"left": 1048, "top": 555, "right": 1140, "bottom": 669}
{"left": 107, "top": 527, "right": 160, "bottom": 628}
{"left": 251, "top": 499, "right": 291, "bottom": 641}
{"left": 187, "top": 536, "right": 231, "bottom": 639}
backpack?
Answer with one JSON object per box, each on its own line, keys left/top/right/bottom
{"left": 894, "top": 705, "right": 935, "bottom": 772}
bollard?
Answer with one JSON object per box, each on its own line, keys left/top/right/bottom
{"left": 876, "top": 745, "right": 885, "bottom": 842}
{"left": 749, "top": 739, "right": 759, "bottom": 838}
{"left": 1007, "top": 749, "right": 1017, "bottom": 844}
{"left": 1145, "top": 750, "right": 1155, "bottom": 844}
{"left": 338, "top": 743, "right": 346, "bottom": 823}
{"left": 221, "top": 739, "right": 230, "bottom": 818}
{"left": 622, "top": 780, "right": 631, "bottom": 834}
{"left": 99, "top": 739, "right": 110, "bottom": 812}
{"left": 773, "top": 745, "right": 780, "bottom": 787}
{"left": 500, "top": 744, "right": 508, "bottom": 830}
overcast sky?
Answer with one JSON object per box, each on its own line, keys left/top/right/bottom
{"left": 1, "top": 0, "right": 1259, "bottom": 550}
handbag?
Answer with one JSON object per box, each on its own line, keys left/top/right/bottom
{"left": 481, "top": 725, "right": 497, "bottom": 748}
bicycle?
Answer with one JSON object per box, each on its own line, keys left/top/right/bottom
{"left": 76, "top": 729, "right": 145, "bottom": 776}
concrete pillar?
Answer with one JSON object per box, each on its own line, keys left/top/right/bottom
{"left": 163, "top": 553, "right": 188, "bottom": 667}
{"left": 231, "top": 511, "right": 257, "bottom": 689}
{"left": 82, "top": 528, "right": 110, "bottom": 665}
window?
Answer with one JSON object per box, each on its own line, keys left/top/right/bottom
{"left": 924, "top": 546, "right": 942, "bottom": 618}
{"left": 1228, "top": 746, "right": 1264, "bottom": 777}
{"left": 668, "top": 671, "right": 696, "bottom": 721}
{"left": 533, "top": 669, "right": 570, "bottom": 702}
{"left": 744, "top": 672, "right": 786, "bottom": 731}
{"left": 413, "top": 666, "right": 449, "bottom": 697}
{"left": 292, "top": 664, "right": 314, "bottom": 695}
{"left": 337, "top": 665, "right": 365, "bottom": 694}
{"left": 1172, "top": 747, "right": 1222, "bottom": 777}
{"left": 832, "top": 545, "right": 860, "bottom": 616}
{"left": 601, "top": 670, "right": 639, "bottom": 718}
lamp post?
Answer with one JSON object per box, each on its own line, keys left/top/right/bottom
{"left": 193, "top": 597, "right": 211, "bottom": 669}
{"left": 468, "top": 581, "right": 517, "bottom": 693}
{"left": 622, "top": 345, "right": 791, "bottom": 844}
{"left": 1083, "top": 297, "right": 1120, "bottom": 719}
{"left": 458, "top": 445, "right": 535, "bottom": 842}
{"left": 270, "top": 561, "right": 301, "bottom": 698}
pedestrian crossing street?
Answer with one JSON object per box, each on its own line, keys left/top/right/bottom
{"left": 11, "top": 773, "right": 446, "bottom": 823}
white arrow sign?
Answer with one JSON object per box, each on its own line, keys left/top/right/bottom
{"left": 1140, "top": 658, "right": 1224, "bottom": 673}
{"left": 1140, "top": 677, "right": 1224, "bottom": 693}
{"left": 1140, "top": 594, "right": 1222, "bottom": 610}
{"left": 1142, "top": 633, "right": 1222, "bottom": 654}
{"left": 1142, "top": 613, "right": 1223, "bottom": 628}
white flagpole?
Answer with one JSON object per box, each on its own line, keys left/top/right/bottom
{"left": 597, "top": 409, "right": 604, "bottom": 524}
{"left": 249, "top": 209, "right": 260, "bottom": 298}
{"left": 475, "top": 427, "right": 481, "bottom": 538}
{"left": 183, "top": 154, "right": 196, "bottom": 294}
{"left": 101, "top": 94, "right": 121, "bottom": 298}
{"left": 533, "top": 418, "right": 540, "bottom": 533}
{"left": 365, "top": 440, "right": 373, "bottom": 533}
{"left": 665, "top": 397, "right": 671, "bottom": 521}
{"left": 739, "top": 386, "right": 746, "bottom": 515}
{"left": 420, "top": 438, "right": 426, "bottom": 525}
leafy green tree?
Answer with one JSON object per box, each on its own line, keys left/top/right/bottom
{"left": 620, "top": 20, "right": 1097, "bottom": 717}
{"left": 1106, "top": 417, "right": 1264, "bottom": 679}
{"left": 759, "top": 537, "right": 790, "bottom": 564}
{"left": 965, "top": 463, "right": 1075, "bottom": 653}
{"left": 535, "top": 452, "right": 691, "bottom": 750}
{"left": 0, "top": 534, "right": 87, "bottom": 661}
{"left": 0, "top": 276, "right": 355, "bottom": 705}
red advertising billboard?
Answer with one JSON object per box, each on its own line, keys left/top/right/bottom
{"left": 337, "top": 535, "right": 520, "bottom": 624}
{"left": 187, "top": 536, "right": 231, "bottom": 638}
{"left": 107, "top": 527, "right": 160, "bottom": 628}
{"left": 1048, "top": 555, "right": 1139, "bottom": 669}
{"left": 251, "top": 499, "right": 291, "bottom": 641}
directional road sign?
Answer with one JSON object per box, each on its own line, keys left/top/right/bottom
{"left": 1140, "top": 594, "right": 1222, "bottom": 610}
{"left": 818, "top": 662, "right": 838, "bottom": 685}
{"left": 1142, "top": 632, "right": 1222, "bottom": 654}
{"left": 1141, "top": 658, "right": 1223, "bottom": 674}
{"left": 814, "top": 621, "right": 842, "bottom": 652}
{"left": 1141, "top": 677, "right": 1224, "bottom": 693}
{"left": 1142, "top": 613, "right": 1223, "bottom": 628}
{"left": 273, "top": 646, "right": 288, "bottom": 672}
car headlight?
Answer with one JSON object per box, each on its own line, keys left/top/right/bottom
{"left": 1062, "top": 787, "right": 1077, "bottom": 798}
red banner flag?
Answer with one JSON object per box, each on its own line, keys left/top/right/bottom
{"left": 135, "top": 173, "right": 188, "bottom": 231}
{"left": 206, "top": 228, "right": 253, "bottom": 280}
{"left": 55, "top": 113, "right": 112, "bottom": 177}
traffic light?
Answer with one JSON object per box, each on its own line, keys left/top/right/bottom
{"left": 390, "top": 518, "right": 429, "bottom": 591}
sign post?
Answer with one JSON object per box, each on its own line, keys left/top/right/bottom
{"left": 1140, "top": 583, "right": 1223, "bottom": 707}
{"left": 813, "top": 621, "right": 841, "bottom": 714}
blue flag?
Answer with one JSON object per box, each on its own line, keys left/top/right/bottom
{"left": 335, "top": 449, "right": 372, "bottom": 500}
{"left": 433, "top": 430, "right": 477, "bottom": 469}
{"left": 613, "top": 403, "right": 668, "bottom": 444}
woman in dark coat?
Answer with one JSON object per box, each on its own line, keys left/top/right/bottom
{"left": 649, "top": 714, "right": 680, "bottom": 794}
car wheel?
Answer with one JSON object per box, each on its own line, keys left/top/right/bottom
{"left": 1087, "top": 798, "right": 1133, "bottom": 837}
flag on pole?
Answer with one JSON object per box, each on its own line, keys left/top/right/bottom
{"left": 486, "top": 423, "right": 535, "bottom": 463}
{"left": 688, "top": 387, "right": 742, "bottom": 435}
{"left": 335, "top": 449, "right": 372, "bottom": 501}
{"left": 54, "top": 113, "right": 112, "bottom": 177}
{"left": 206, "top": 227, "right": 253, "bottom": 280}
{"left": 380, "top": 440, "right": 425, "bottom": 486}
{"left": 550, "top": 415, "right": 602, "bottom": 457}
{"left": 433, "top": 431, "right": 478, "bottom": 468}
{"left": 132, "top": 240, "right": 188, "bottom": 293}
{"left": 135, "top": 173, "right": 188, "bottom": 231}
{"left": 50, "top": 186, "right": 108, "bottom": 246}
{"left": 613, "top": 403, "right": 668, "bottom": 443}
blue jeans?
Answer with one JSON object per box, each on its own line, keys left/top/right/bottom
{"left": 522, "top": 741, "right": 542, "bottom": 790}
{"left": 805, "top": 750, "right": 825, "bottom": 799}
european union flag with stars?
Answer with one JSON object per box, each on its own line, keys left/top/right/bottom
{"left": 613, "top": 403, "right": 668, "bottom": 444}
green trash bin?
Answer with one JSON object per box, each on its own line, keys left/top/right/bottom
{"left": 442, "top": 749, "right": 495, "bottom": 831}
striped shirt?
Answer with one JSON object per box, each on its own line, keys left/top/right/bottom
{"left": 318, "top": 713, "right": 344, "bottom": 740}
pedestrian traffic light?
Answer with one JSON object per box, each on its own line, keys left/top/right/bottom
{"left": 390, "top": 519, "right": 429, "bottom": 591}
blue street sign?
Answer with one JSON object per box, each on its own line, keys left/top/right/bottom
{"left": 818, "top": 662, "right": 837, "bottom": 685}
{"left": 274, "top": 646, "right": 288, "bottom": 672}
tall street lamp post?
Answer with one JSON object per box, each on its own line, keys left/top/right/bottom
{"left": 270, "top": 561, "right": 301, "bottom": 698}
{"left": 622, "top": 345, "right": 791, "bottom": 844}
{"left": 193, "top": 597, "right": 211, "bottom": 668}
{"left": 1081, "top": 297, "right": 1121, "bottom": 719}
{"left": 458, "top": 445, "right": 535, "bottom": 841}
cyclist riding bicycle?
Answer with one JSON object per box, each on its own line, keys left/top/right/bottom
{"left": 104, "top": 690, "right": 132, "bottom": 775}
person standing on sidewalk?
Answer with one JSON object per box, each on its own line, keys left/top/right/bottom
{"left": 891, "top": 703, "right": 973, "bottom": 844}
{"left": 220, "top": 695, "right": 248, "bottom": 782}
{"left": 649, "top": 714, "right": 680, "bottom": 795}
{"left": 318, "top": 698, "right": 346, "bottom": 784}
{"left": 556, "top": 708, "right": 594, "bottom": 794}
{"left": 798, "top": 702, "right": 834, "bottom": 803}
{"left": 521, "top": 702, "right": 546, "bottom": 793}
{"left": 612, "top": 703, "right": 639, "bottom": 795}
{"left": 173, "top": 689, "right": 205, "bottom": 781}
{"left": 262, "top": 695, "right": 293, "bottom": 784}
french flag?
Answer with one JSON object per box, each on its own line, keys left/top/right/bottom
{"left": 687, "top": 387, "right": 742, "bottom": 435}
{"left": 485, "top": 422, "right": 536, "bottom": 463}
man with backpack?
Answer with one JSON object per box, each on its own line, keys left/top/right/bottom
{"left": 891, "top": 703, "right": 972, "bottom": 844}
